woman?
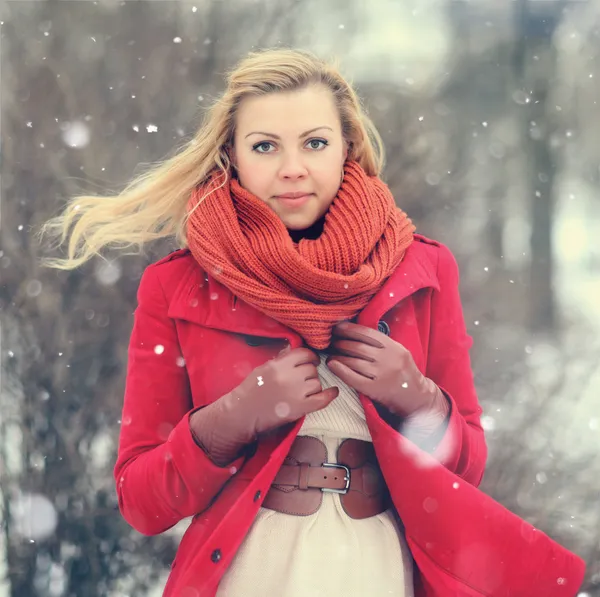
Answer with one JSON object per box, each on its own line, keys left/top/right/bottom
{"left": 41, "top": 48, "right": 585, "bottom": 596}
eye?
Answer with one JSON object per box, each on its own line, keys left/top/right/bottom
{"left": 252, "top": 141, "right": 275, "bottom": 154}
{"left": 306, "top": 138, "right": 328, "bottom": 150}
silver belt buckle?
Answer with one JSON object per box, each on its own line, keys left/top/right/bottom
{"left": 321, "top": 463, "right": 351, "bottom": 494}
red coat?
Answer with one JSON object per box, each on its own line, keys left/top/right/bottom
{"left": 114, "top": 234, "right": 585, "bottom": 596}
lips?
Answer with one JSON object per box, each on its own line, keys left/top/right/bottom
{"left": 274, "top": 192, "right": 314, "bottom": 208}
{"left": 275, "top": 192, "right": 312, "bottom": 199}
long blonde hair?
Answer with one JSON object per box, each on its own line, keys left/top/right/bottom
{"left": 38, "top": 47, "right": 385, "bottom": 270}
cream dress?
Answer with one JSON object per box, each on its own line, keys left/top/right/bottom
{"left": 216, "top": 354, "right": 414, "bottom": 597}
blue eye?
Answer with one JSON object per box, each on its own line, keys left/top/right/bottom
{"left": 253, "top": 141, "right": 275, "bottom": 153}
{"left": 307, "top": 138, "right": 328, "bottom": 150}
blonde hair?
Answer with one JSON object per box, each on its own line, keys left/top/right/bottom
{"left": 38, "top": 47, "right": 385, "bottom": 270}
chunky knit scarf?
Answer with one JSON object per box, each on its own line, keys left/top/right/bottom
{"left": 186, "top": 161, "right": 415, "bottom": 349}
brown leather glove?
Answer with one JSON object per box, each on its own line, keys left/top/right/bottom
{"left": 326, "top": 322, "right": 449, "bottom": 423}
{"left": 190, "top": 347, "right": 339, "bottom": 466}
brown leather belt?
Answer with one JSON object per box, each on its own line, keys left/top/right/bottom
{"left": 262, "top": 436, "right": 390, "bottom": 519}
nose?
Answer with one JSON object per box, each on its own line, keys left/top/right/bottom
{"left": 278, "top": 152, "right": 308, "bottom": 180}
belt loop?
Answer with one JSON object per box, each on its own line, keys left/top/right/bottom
{"left": 298, "top": 462, "right": 310, "bottom": 490}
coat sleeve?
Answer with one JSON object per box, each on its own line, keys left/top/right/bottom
{"left": 113, "top": 265, "right": 244, "bottom": 536}
{"left": 423, "top": 243, "right": 487, "bottom": 486}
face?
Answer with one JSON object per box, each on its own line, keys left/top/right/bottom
{"left": 232, "top": 85, "right": 348, "bottom": 231}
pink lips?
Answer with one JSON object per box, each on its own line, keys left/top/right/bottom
{"left": 275, "top": 192, "right": 313, "bottom": 208}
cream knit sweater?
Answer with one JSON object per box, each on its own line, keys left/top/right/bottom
{"left": 216, "top": 354, "right": 414, "bottom": 597}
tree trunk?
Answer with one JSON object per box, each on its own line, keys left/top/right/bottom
{"left": 513, "top": 0, "right": 564, "bottom": 331}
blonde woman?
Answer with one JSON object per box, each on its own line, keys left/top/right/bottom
{"left": 41, "top": 48, "right": 585, "bottom": 596}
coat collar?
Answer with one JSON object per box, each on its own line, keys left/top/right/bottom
{"left": 166, "top": 238, "right": 439, "bottom": 341}
{"left": 357, "top": 238, "right": 440, "bottom": 328}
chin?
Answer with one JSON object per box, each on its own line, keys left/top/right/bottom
{"left": 284, "top": 219, "right": 318, "bottom": 231}
{"left": 272, "top": 207, "right": 319, "bottom": 230}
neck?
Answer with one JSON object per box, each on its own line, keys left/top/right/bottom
{"left": 288, "top": 216, "right": 326, "bottom": 243}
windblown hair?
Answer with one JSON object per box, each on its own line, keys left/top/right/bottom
{"left": 38, "top": 47, "right": 385, "bottom": 270}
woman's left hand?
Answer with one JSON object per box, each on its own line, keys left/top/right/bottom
{"left": 326, "top": 322, "right": 447, "bottom": 421}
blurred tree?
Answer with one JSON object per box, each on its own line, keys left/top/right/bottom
{"left": 513, "top": 0, "right": 566, "bottom": 332}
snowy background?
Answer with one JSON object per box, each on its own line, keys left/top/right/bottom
{"left": 1, "top": 0, "right": 599, "bottom": 595}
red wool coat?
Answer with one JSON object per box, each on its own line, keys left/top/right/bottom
{"left": 114, "top": 234, "right": 585, "bottom": 597}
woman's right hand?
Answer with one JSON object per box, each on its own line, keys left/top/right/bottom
{"left": 222, "top": 346, "right": 339, "bottom": 442}
{"left": 190, "top": 347, "right": 338, "bottom": 465}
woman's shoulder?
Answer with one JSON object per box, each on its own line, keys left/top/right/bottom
{"left": 404, "top": 234, "right": 461, "bottom": 293}
{"left": 413, "top": 233, "right": 440, "bottom": 248}
{"left": 412, "top": 233, "right": 455, "bottom": 265}
{"left": 150, "top": 248, "right": 193, "bottom": 268}
{"left": 409, "top": 233, "right": 462, "bottom": 292}
{"left": 146, "top": 248, "right": 197, "bottom": 280}
{"left": 137, "top": 248, "right": 201, "bottom": 302}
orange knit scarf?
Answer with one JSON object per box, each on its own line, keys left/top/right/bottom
{"left": 186, "top": 161, "right": 415, "bottom": 349}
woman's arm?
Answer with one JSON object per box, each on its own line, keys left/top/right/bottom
{"left": 113, "top": 265, "right": 245, "bottom": 536}
{"left": 419, "top": 242, "right": 487, "bottom": 486}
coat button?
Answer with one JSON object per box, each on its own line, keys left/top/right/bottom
{"left": 211, "top": 549, "right": 222, "bottom": 563}
{"left": 377, "top": 320, "right": 391, "bottom": 336}
{"left": 254, "top": 490, "right": 262, "bottom": 502}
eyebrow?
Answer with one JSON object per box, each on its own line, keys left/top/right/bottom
{"left": 245, "top": 126, "right": 333, "bottom": 140}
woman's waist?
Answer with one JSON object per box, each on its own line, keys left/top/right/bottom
{"left": 262, "top": 434, "right": 388, "bottom": 519}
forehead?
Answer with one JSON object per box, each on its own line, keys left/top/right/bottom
{"left": 235, "top": 86, "right": 341, "bottom": 135}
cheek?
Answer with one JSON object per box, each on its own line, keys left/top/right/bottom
{"left": 319, "top": 147, "right": 346, "bottom": 184}
{"left": 315, "top": 163, "right": 343, "bottom": 200}
{"left": 236, "top": 158, "right": 271, "bottom": 200}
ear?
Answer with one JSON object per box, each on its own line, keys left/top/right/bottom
{"left": 343, "top": 140, "right": 350, "bottom": 161}
{"left": 227, "top": 145, "right": 237, "bottom": 169}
